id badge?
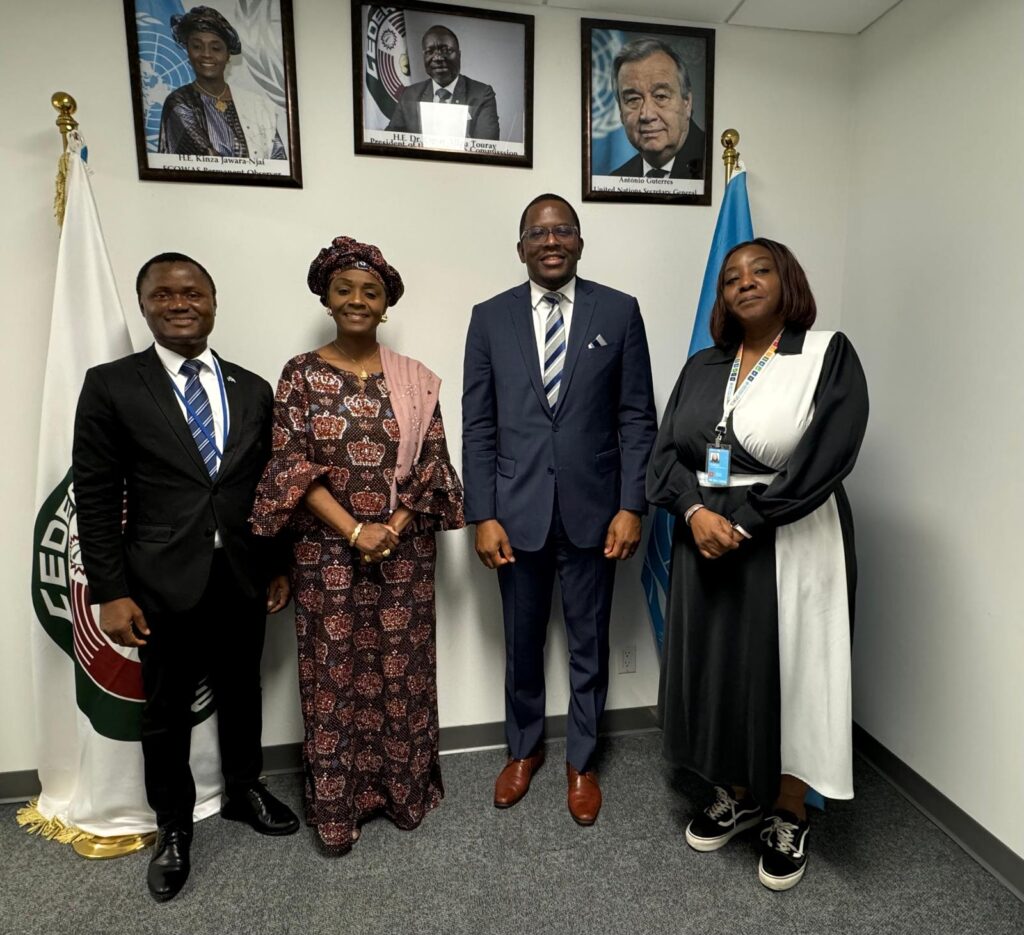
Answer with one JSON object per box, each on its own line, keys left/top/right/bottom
{"left": 705, "top": 444, "right": 731, "bottom": 487}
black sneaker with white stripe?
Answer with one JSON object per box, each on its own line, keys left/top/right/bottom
{"left": 685, "top": 785, "right": 763, "bottom": 852}
{"left": 758, "top": 809, "right": 810, "bottom": 890}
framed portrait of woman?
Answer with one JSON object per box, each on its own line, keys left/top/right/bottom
{"left": 351, "top": 0, "right": 534, "bottom": 168}
{"left": 123, "top": 0, "right": 302, "bottom": 187}
{"left": 582, "top": 19, "right": 715, "bottom": 205}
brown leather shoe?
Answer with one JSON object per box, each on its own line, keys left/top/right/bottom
{"left": 493, "top": 749, "right": 545, "bottom": 808}
{"left": 567, "top": 763, "right": 601, "bottom": 826}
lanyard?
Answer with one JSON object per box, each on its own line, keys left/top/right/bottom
{"left": 170, "top": 357, "right": 230, "bottom": 462}
{"left": 714, "top": 332, "right": 783, "bottom": 443}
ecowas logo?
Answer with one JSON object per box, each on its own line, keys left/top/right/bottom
{"left": 365, "top": 7, "right": 410, "bottom": 108}
{"left": 32, "top": 468, "right": 214, "bottom": 740}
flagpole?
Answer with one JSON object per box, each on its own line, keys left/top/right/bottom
{"left": 641, "top": 126, "right": 753, "bottom": 651}
{"left": 20, "top": 96, "right": 159, "bottom": 859}
{"left": 51, "top": 91, "right": 78, "bottom": 228}
{"left": 721, "top": 128, "right": 739, "bottom": 186}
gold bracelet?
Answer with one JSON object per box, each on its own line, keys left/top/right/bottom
{"left": 349, "top": 521, "right": 364, "bottom": 546}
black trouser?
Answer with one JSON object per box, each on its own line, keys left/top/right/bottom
{"left": 138, "top": 551, "right": 267, "bottom": 829}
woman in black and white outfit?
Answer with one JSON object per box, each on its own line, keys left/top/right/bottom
{"left": 647, "top": 238, "right": 868, "bottom": 890}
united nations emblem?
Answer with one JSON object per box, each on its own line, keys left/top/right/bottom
{"left": 591, "top": 30, "right": 626, "bottom": 139}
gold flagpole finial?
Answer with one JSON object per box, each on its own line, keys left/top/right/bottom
{"left": 721, "top": 129, "right": 740, "bottom": 186}
{"left": 50, "top": 92, "right": 79, "bottom": 229}
{"left": 52, "top": 92, "right": 78, "bottom": 151}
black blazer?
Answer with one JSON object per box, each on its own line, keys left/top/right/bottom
{"left": 386, "top": 74, "right": 500, "bottom": 140}
{"left": 72, "top": 346, "right": 279, "bottom": 615}
{"left": 610, "top": 120, "right": 706, "bottom": 179}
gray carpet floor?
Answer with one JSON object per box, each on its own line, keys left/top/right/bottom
{"left": 3, "top": 732, "right": 1022, "bottom": 935}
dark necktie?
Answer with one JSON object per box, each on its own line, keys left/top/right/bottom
{"left": 179, "top": 359, "right": 218, "bottom": 478}
{"left": 542, "top": 292, "right": 566, "bottom": 408}
{"left": 436, "top": 88, "right": 452, "bottom": 103}
{"left": 645, "top": 168, "right": 669, "bottom": 179}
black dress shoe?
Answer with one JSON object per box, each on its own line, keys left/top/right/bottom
{"left": 147, "top": 825, "right": 191, "bottom": 903}
{"left": 221, "top": 782, "right": 299, "bottom": 836}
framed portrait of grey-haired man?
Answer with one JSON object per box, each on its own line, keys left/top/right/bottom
{"left": 583, "top": 19, "right": 715, "bottom": 205}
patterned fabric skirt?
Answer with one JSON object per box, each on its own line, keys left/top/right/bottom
{"left": 290, "top": 529, "right": 443, "bottom": 852}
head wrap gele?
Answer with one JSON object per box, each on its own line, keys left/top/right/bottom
{"left": 171, "top": 6, "right": 242, "bottom": 55}
{"left": 307, "top": 236, "right": 405, "bottom": 306}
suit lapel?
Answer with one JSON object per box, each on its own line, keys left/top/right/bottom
{"left": 418, "top": 80, "right": 433, "bottom": 103}
{"left": 136, "top": 346, "right": 211, "bottom": 482}
{"left": 215, "top": 354, "right": 243, "bottom": 478}
{"left": 452, "top": 75, "right": 468, "bottom": 105}
{"left": 508, "top": 284, "right": 551, "bottom": 418}
{"left": 556, "top": 279, "right": 595, "bottom": 408}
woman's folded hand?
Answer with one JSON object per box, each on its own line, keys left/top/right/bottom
{"left": 690, "top": 509, "right": 744, "bottom": 560}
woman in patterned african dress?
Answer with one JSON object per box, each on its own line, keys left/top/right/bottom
{"left": 251, "top": 236, "right": 464, "bottom": 854}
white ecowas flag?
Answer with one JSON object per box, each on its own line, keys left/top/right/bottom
{"left": 22, "top": 131, "right": 223, "bottom": 847}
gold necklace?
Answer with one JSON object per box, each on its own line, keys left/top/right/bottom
{"left": 194, "top": 80, "right": 230, "bottom": 113}
{"left": 332, "top": 340, "right": 378, "bottom": 381}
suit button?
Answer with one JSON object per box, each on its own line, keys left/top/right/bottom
{"left": 552, "top": 424, "right": 560, "bottom": 432}
{"left": 204, "top": 527, "right": 215, "bottom": 537}
{"left": 547, "top": 467, "right": 555, "bottom": 475}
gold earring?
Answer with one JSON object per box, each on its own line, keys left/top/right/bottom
{"left": 380, "top": 312, "right": 388, "bottom": 323}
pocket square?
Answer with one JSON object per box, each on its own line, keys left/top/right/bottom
{"left": 587, "top": 334, "right": 608, "bottom": 349}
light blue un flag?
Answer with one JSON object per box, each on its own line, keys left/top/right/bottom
{"left": 641, "top": 166, "right": 753, "bottom": 653}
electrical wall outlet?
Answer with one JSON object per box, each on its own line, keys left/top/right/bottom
{"left": 618, "top": 644, "right": 637, "bottom": 674}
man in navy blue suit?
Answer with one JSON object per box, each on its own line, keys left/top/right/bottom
{"left": 462, "top": 194, "right": 657, "bottom": 824}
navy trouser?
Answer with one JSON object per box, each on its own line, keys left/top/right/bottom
{"left": 497, "top": 499, "right": 615, "bottom": 772}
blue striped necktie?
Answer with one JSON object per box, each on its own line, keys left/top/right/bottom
{"left": 542, "top": 292, "right": 566, "bottom": 408}
{"left": 179, "top": 359, "right": 218, "bottom": 478}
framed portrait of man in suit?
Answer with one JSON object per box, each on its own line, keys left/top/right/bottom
{"left": 582, "top": 19, "right": 715, "bottom": 205}
{"left": 352, "top": 0, "right": 534, "bottom": 167}
{"left": 123, "top": 0, "right": 302, "bottom": 187}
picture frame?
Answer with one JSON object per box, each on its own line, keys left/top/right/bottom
{"left": 352, "top": 0, "right": 534, "bottom": 168}
{"left": 582, "top": 18, "right": 715, "bottom": 205}
{"left": 124, "top": 0, "right": 302, "bottom": 187}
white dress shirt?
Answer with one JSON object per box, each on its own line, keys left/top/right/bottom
{"left": 153, "top": 342, "right": 228, "bottom": 544}
{"left": 529, "top": 277, "right": 576, "bottom": 377}
{"left": 642, "top": 156, "right": 675, "bottom": 177}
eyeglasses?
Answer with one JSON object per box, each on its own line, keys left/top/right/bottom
{"left": 423, "top": 44, "right": 457, "bottom": 57}
{"left": 520, "top": 225, "right": 579, "bottom": 244}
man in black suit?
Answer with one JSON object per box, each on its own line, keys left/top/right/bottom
{"left": 387, "top": 24, "right": 499, "bottom": 140}
{"left": 609, "top": 38, "right": 706, "bottom": 180}
{"left": 72, "top": 253, "right": 298, "bottom": 903}
{"left": 462, "top": 195, "right": 657, "bottom": 825}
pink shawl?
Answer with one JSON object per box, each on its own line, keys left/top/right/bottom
{"left": 379, "top": 344, "right": 442, "bottom": 511}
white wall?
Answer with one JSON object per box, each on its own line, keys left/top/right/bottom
{"left": 6, "top": 0, "right": 1021, "bottom": 875}
{"left": 1, "top": 2, "right": 855, "bottom": 777}
{"left": 845, "top": 0, "right": 1024, "bottom": 858}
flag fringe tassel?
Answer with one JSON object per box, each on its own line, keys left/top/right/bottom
{"left": 54, "top": 151, "right": 69, "bottom": 228}
{"left": 15, "top": 798, "right": 93, "bottom": 846}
